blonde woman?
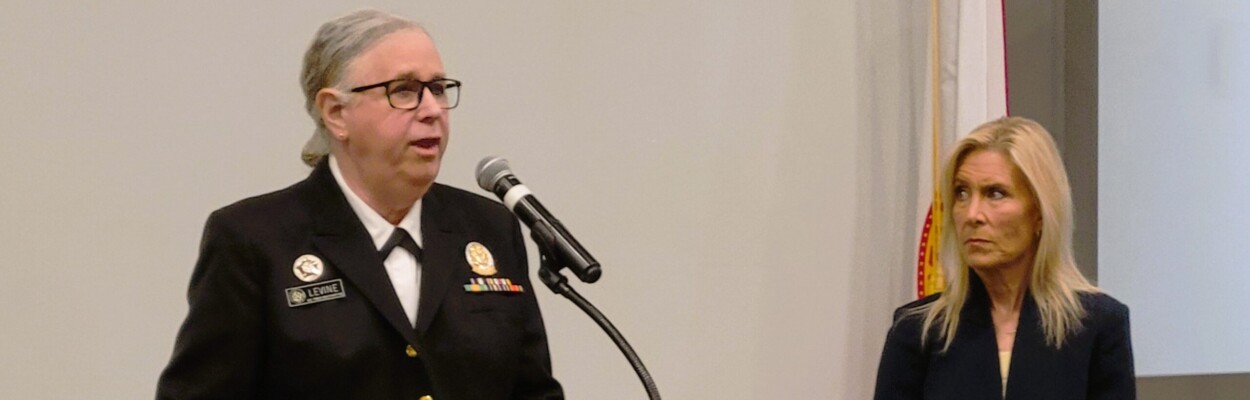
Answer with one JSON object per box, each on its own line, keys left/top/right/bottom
{"left": 874, "top": 117, "right": 1135, "bottom": 399}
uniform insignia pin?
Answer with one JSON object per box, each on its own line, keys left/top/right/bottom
{"left": 292, "top": 254, "right": 324, "bottom": 282}
{"left": 464, "top": 242, "right": 498, "bottom": 276}
{"left": 290, "top": 290, "right": 308, "bottom": 304}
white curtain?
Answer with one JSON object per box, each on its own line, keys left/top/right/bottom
{"left": 848, "top": 2, "right": 930, "bottom": 397}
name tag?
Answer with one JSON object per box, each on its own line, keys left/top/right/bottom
{"left": 286, "top": 279, "right": 346, "bottom": 307}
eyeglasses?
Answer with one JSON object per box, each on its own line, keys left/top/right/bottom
{"left": 349, "top": 78, "right": 461, "bottom": 110}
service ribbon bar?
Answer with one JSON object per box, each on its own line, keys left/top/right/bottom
{"left": 463, "top": 277, "right": 524, "bottom": 293}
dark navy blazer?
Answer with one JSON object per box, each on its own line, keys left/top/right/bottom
{"left": 157, "top": 160, "right": 563, "bottom": 399}
{"left": 874, "top": 273, "right": 1135, "bottom": 400}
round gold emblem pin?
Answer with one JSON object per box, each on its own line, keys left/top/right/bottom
{"left": 292, "top": 254, "right": 324, "bottom": 282}
{"left": 464, "top": 242, "right": 497, "bottom": 276}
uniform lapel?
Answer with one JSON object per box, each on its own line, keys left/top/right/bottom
{"left": 964, "top": 272, "right": 1010, "bottom": 399}
{"left": 415, "top": 186, "right": 466, "bottom": 336}
{"left": 1003, "top": 292, "right": 1045, "bottom": 399}
{"left": 304, "top": 161, "right": 420, "bottom": 347}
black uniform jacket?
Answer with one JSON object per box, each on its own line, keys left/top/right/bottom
{"left": 874, "top": 273, "right": 1135, "bottom": 400}
{"left": 157, "top": 160, "right": 564, "bottom": 399}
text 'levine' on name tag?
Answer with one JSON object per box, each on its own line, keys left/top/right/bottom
{"left": 286, "top": 278, "right": 346, "bottom": 307}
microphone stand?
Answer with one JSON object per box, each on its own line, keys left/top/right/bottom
{"left": 533, "top": 237, "right": 661, "bottom": 400}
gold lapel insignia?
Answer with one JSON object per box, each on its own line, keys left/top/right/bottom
{"left": 292, "top": 254, "right": 325, "bottom": 282}
{"left": 464, "top": 242, "right": 498, "bottom": 276}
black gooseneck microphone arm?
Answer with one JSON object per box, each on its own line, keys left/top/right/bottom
{"left": 533, "top": 238, "right": 661, "bottom": 400}
{"left": 476, "top": 156, "right": 659, "bottom": 400}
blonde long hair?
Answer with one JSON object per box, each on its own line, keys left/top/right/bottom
{"left": 915, "top": 116, "right": 1097, "bottom": 351}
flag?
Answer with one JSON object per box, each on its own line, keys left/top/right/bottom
{"left": 915, "top": 0, "right": 1010, "bottom": 298}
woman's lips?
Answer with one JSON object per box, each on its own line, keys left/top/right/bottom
{"left": 409, "top": 138, "right": 441, "bottom": 157}
{"left": 413, "top": 138, "right": 440, "bottom": 148}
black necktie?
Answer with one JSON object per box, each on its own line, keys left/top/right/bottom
{"left": 379, "top": 228, "right": 423, "bottom": 261}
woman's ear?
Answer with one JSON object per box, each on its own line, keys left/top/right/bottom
{"left": 316, "top": 88, "right": 350, "bottom": 140}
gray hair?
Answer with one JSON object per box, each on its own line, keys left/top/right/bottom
{"left": 299, "top": 9, "right": 425, "bottom": 166}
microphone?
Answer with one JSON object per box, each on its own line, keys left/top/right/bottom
{"left": 476, "top": 156, "right": 601, "bottom": 283}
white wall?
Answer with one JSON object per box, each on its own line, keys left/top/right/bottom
{"left": 1100, "top": 0, "right": 1250, "bottom": 377}
{"left": 0, "top": 1, "right": 915, "bottom": 399}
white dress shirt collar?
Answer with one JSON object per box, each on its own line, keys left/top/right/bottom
{"left": 328, "top": 155, "right": 423, "bottom": 249}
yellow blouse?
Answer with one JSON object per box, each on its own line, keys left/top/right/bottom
{"left": 999, "top": 351, "right": 1012, "bottom": 397}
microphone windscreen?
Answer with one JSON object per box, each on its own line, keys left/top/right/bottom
{"left": 475, "top": 156, "right": 512, "bottom": 191}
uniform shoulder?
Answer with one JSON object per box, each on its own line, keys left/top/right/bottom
{"left": 1081, "top": 291, "right": 1128, "bottom": 312}
{"left": 1080, "top": 291, "right": 1130, "bottom": 321}
{"left": 896, "top": 293, "right": 942, "bottom": 313}
{"left": 881, "top": 293, "right": 943, "bottom": 351}
{"left": 216, "top": 180, "right": 303, "bottom": 216}
{"left": 890, "top": 293, "right": 942, "bottom": 325}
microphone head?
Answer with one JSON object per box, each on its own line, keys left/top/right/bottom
{"left": 475, "top": 156, "right": 512, "bottom": 191}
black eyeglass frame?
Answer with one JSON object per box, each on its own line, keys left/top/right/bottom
{"left": 348, "top": 78, "right": 462, "bottom": 110}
